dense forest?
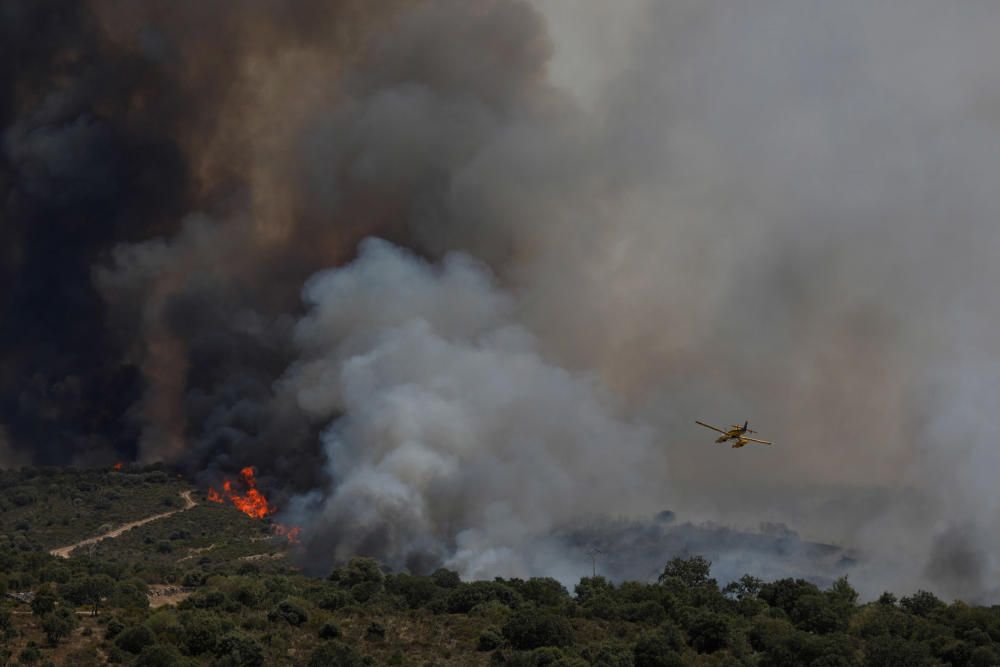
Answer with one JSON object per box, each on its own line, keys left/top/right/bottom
{"left": 1, "top": 467, "right": 998, "bottom": 666}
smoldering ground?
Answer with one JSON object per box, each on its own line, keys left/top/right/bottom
{"left": 5, "top": 0, "right": 1000, "bottom": 600}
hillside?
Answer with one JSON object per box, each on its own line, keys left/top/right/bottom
{"left": 1, "top": 467, "right": 999, "bottom": 666}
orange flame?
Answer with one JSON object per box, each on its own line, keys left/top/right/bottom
{"left": 206, "top": 467, "right": 273, "bottom": 519}
{"left": 113, "top": 462, "right": 123, "bottom": 471}
{"left": 206, "top": 467, "right": 303, "bottom": 543}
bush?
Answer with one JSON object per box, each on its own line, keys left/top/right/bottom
{"left": 900, "top": 590, "right": 946, "bottom": 618}
{"left": 862, "top": 635, "right": 932, "bottom": 667}
{"left": 137, "top": 644, "right": 186, "bottom": 667}
{"left": 447, "top": 581, "right": 522, "bottom": 613}
{"left": 686, "top": 610, "right": 730, "bottom": 653}
{"left": 758, "top": 579, "right": 821, "bottom": 616}
{"left": 18, "top": 645, "right": 42, "bottom": 665}
{"left": 586, "top": 644, "right": 635, "bottom": 667}
{"left": 316, "top": 589, "right": 352, "bottom": 611}
{"left": 180, "top": 610, "right": 222, "bottom": 655}
{"left": 518, "top": 578, "right": 570, "bottom": 608}
{"left": 268, "top": 599, "right": 308, "bottom": 626}
{"left": 386, "top": 573, "right": 440, "bottom": 608}
{"left": 502, "top": 609, "right": 574, "bottom": 650}
{"left": 365, "top": 621, "right": 386, "bottom": 641}
{"left": 791, "top": 593, "right": 848, "bottom": 634}
{"left": 319, "top": 622, "right": 342, "bottom": 640}
{"left": 215, "top": 632, "right": 264, "bottom": 667}
{"left": 478, "top": 628, "right": 504, "bottom": 651}
{"left": 431, "top": 568, "right": 462, "bottom": 589}
{"left": 30, "top": 586, "right": 56, "bottom": 616}
{"left": 621, "top": 600, "right": 667, "bottom": 625}
{"left": 105, "top": 617, "right": 126, "bottom": 640}
{"left": 115, "top": 625, "right": 155, "bottom": 654}
{"left": 308, "top": 641, "right": 365, "bottom": 667}
{"left": 329, "top": 557, "right": 384, "bottom": 589}
{"left": 633, "top": 635, "right": 685, "bottom": 667}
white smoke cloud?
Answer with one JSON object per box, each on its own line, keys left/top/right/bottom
{"left": 278, "top": 239, "right": 666, "bottom": 578}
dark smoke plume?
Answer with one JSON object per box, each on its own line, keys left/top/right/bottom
{"left": 5, "top": 0, "right": 1000, "bottom": 599}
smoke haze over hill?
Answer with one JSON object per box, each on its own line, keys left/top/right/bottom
{"left": 4, "top": 0, "right": 1000, "bottom": 600}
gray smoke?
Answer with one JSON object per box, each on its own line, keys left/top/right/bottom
{"left": 13, "top": 0, "right": 1000, "bottom": 599}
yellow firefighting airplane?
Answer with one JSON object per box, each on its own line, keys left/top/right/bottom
{"left": 695, "top": 420, "right": 772, "bottom": 448}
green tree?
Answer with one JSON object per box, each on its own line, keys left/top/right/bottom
{"left": 64, "top": 574, "right": 116, "bottom": 615}
{"left": 30, "top": 584, "right": 56, "bottom": 616}
{"left": 792, "top": 594, "right": 847, "bottom": 634}
{"left": 658, "top": 556, "right": 713, "bottom": 588}
{"left": 40, "top": 608, "right": 77, "bottom": 645}
{"left": 899, "top": 590, "right": 945, "bottom": 618}
{"left": 758, "top": 578, "right": 821, "bottom": 616}
{"left": 723, "top": 574, "right": 763, "bottom": 601}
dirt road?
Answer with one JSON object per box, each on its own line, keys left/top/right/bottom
{"left": 49, "top": 490, "right": 197, "bottom": 559}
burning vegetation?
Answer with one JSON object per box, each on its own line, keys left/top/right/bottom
{"left": 207, "top": 467, "right": 301, "bottom": 543}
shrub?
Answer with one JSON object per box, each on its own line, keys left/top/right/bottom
{"left": 30, "top": 586, "right": 56, "bottom": 616}
{"left": 791, "top": 593, "right": 847, "bottom": 634}
{"left": 329, "top": 557, "right": 384, "bottom": 589}
{"left": 115, "top": 625, "right": 155, "bottom": 654}
{"left": 215, "top": 632, "right": 264, "bottom": 667}
{"left": 633, "top": 635, "right": 685, "bottom": 667}
{"left": 386, "top": 573, "right": 440, "bottom": 608}
{"left": 686, "top": 610, "right": 730, "bottom": 653}
{"left": 180, "top": 611, "right": 222, "bottom": 655}
{"left": 900, "top": 590, "right": 946, "bottom": 618}
{"left": 136, "top": 644, "right": 186, "bottom": 667}
{"left": 518, "top": 578, "right": 570, "bottom": 608}
{"left": 365, "top": 621, "right": 386, "bottom": 641}
{"left": 316, "top": 588, "right": 352, "bottom": 611}
{"left": 105, "top": 617, "right": 126, "bottom": 640}
{"left": 431, "top": 568, "right": 461, "bottom": 589}
{"left": 758, "top": 578, "right": 821, "bottom": 616}
{"left": 318, "top": 622, "right": 342, "bottom": 640}
{"left": 478, "top": 628, "right": 504, "bottom": 651}
{"left": 308, "top": 641, "right": 365, "bottom": 667}
{"left": 586, "top": 644, "right": 635, "bottom": 667}
{"left": 502, "top": 609, "right": 574, "bottom": 650}
{"left": 268, "top": 599, "right": 309, "bottom": 626}
{"left": 18, "top": 645, "right": 42, "bottom": 665}
{"left": 622, "top": 600, "right": 667, "bottom": 626}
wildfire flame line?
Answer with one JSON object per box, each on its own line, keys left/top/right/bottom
{"left": 206, "top": 467, "right": 301, "bottom": 543}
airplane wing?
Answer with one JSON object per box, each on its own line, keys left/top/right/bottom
{"left": 695, "top": 421, "right": 728, "bottom": 435}
{"left": 743, "top": 437, "right": 772, "bottom": 445}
